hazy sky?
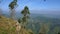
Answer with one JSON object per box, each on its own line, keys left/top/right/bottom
{"left": 0, "top": 0, "right": 60, "bottom": 11}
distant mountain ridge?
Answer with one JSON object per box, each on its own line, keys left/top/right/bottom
{"left": 2, "top": 10, "right": 60, "bottom": 19}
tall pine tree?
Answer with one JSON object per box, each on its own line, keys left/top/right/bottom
{"left": 9, "top": 0, "right": 18, "bottom": 19}
{"left": 21, "top": 6, "right": 30, "bottom": 28}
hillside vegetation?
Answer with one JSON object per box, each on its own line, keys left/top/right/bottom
{"left": 0, "top": 16, "right": 33, "bottom": 34}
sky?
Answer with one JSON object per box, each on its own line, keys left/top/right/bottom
{"left": 0, "top": 0, "right": 60, "bottom": 11}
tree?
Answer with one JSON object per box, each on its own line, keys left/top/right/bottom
{"left": 9, "top": 0, "right": 18, "bottom": 19}
{"left": 21, "top": 6, "right": 30, "bottom": 28}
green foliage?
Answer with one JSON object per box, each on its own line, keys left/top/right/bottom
{"left": 9, "top": 0, "right": 18, "bottom": 19}
{"left": 9, "top": 0, "right": 17, "bottom": 9}
{"left": 21, "top": 6, "right": 30, "bottom": 16}
{"left": 0, "top": 16, "right": 16, "bottom": 34}
{"left": 18, "top": 18, "right": 21, "bottom": 23}
{"left": 22, "top": 16, "right": 27, "bottom": 22}
{"left": 21, "top": 6, "right": 30, "bottom": 26}
{"left": 0, "top": 16, "right": 34, "bottom": 34}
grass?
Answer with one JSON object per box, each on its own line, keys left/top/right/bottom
{"left": 0, "top": 16, "right": 33, "bottom": 34}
